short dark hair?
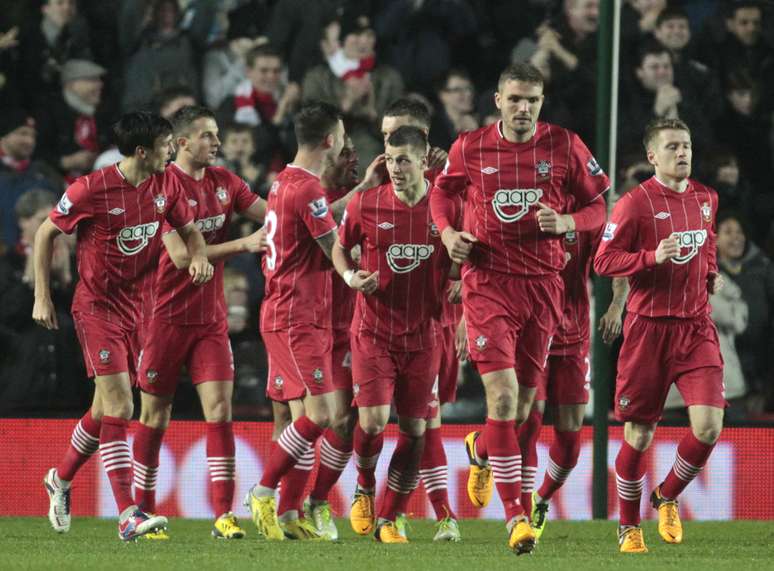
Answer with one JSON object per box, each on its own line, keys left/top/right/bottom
{"left": 245, "top": 44, "right": 282, "bottom": 68}
{"left": 15, "top": 189, "right": 57, "bottom": 220}
{"left": 294, "top": 101, "right": 342, "bottom": 147}
{"left": 156, "top": 85, "right": 196, "bottom": 113}
{"left": 113, "top": 111, "right": 173, "bottom": 156}
{"left": 386, "top": 125, "right": 428, "bottom": 154}
{"left": 637, "top": 39, "right": 672, "bottom": 66}
{"left": 171, "top": 105, "right": 216, "bottom": 136}
{"left": 727, "top": 1, "right": 761, "bottom": 19}
{"left": 725, "top": 69, "right": 757, "bottom": 92}
{"left": 383, "top": 97, "right": 432, "bottom": 129}
{"left": 656, "top": 6, "right": 690, "bottom": 28}
{"left": 642, "top": 117, "right": 691, "bottom": 150}
{"left": 498, "top": 62, "right": 544, "bottom": 91}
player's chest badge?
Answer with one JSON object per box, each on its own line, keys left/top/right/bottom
{"left": 701, "top": 202, "right": 711, "bottom": 223}
{"left": 536, "top": 160, "right": 552, "bottom": 181}
{"left": 429, "top": 222, "right": 440, "bottom": 237}
{"left": 154, "top": 194, "right": 166, "bottom": 214}
{"left": 564, "top": 231, "right": 577, "bottom": 244}
{"left": 216, "top": 186, "right": 230, "bottom": 205}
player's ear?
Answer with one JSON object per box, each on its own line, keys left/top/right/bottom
{"left": 494, "top": 90, "right": 502, "bottom": 110}
{"left": 646, "top": 148, "right": 657, "bottom": 167}
{"left": 323, "top": 132, "right": 334, "bottom": 150}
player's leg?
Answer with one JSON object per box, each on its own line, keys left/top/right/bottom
{"left": 351, "top": 404, "right": 390, "bottom": 535}
{"left": 421, "top": 408, "right": 461, "bottom": 542}
{"left": 616, "top": 421, "right": 655, "bottom": 552}
{"left": 517, "top": 400, "right": 544, "bottom": 520}
{"left": 134, "top": 392, "right": 173, "bottom": 516}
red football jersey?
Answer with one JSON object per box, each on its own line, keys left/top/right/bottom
{"left": 49, "top": 164, "right": 193, "bottom": 328}
{"left": 594, "top": 177, "right": 718, "bottom": 319}
{"left": 325, "top": 186, "right": 356, "bottom": 331}
{"left": 431, "top": 121, "right": 609, "bottom": 276}
{"left": 152, "top": 163, "right": 259, "bottom": 324}
{"left": 260, "top": 165, "right": 338, "bottom": 332}
{"left": 339, "top": 181, "right": 453, "bottom": 352}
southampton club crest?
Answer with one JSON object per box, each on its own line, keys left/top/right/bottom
{"left": 313, "top": 368, "right": 324, "bottom": 384}
{"left": 536, "top": 160, "right": 552, "bottom": 180}
{"left": 273, "top": 376, "right": 284, "bottom": 391}
{"left": 154, "top": 194, "right": 166, "bottom": 214}
{"left": 475, "top": 335, "right": 487, "bottom": 350}
{"left": 216, "top": 186, "right": 230, "bottom": 205}
{"left": 701, "top": 202, "right": 712, "bottom": 223}
{"left": 98, "top": 349, "right": 110, "bottom": 363}
{"left": 146, "top": 370, "right": 158, "bottom": 384}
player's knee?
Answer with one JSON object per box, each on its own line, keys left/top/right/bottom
{"left": 359, "top": 415, "right": 386, "bottom": 435}
{"left": 692, "top": 423, "right": 721, "bottom": 444}
{"left": 106, "top": 401, "right": 133, "bottom": 420}
{"left": 627, "top": 429, "right": 654, "bottom": 451}
{"left": 204, "top": 398, "right": 231, "bottom": 423}
{"left": 399, "top": 419, "right": 426, "bottom": 438}
{"left": 491, "top": 392, "right": 516, "bottom": 419}
{"left": 308, "top": 409, "right": 332, "bottom": 429}
{"left": 332, "top": 411, "right": 355, "bottom": 439}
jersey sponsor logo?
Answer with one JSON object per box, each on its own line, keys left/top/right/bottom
{"left": 195, "top": 213, "right": 226, "bottom": 234}
{"left": 587, "top": 157, "right": 603, "bottom": 176}
{"left": 491, "top": 188, "right": 543, "bottom": 223}
{"left": 701, "top": 202, "right": 712, "bottom": 223}
{"left": 377, "top": 221, "right": 394, "bottom": 230}
{"left": 308, "top": 197, "right": 329, "bottom": 218}
{"left": 671, "top": 229, "right": 707, "bottom": 264}
{"left": 536, "top": 160, "right": 551, "bottom": 179}
{"left": 602, "top": 222, "right": 617, "bottom": 241}
{"left": 108, "top": 207, "right": 125, "bottom": 215}
{"left": 116, "top": 221, "right": 160, "bottom": 256}
{"left": 56, "top": 193, "right": 73, "bottom": 215}
{"left": 654, "top": 211, "right": 671, "bottom": 220}
{"left": 481, "top": 166, "right": 498, "bottom": 175}
{"left": 386, "top": 243, "right": 435, "bottom": 273}
{"left": 154, "top": 194, "right": 166, "bottom": 213}
{"left": 216, "top": 186, "right": 230, "bottom": 205}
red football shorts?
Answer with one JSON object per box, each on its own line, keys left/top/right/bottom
{"left": 463, "top": 269, "right": 563, "bottom": 386}
{"left": 534, "top": 346, "right": 590, "bottom": 405}
{"left": 73, "top": 312, "right": 142, "bottom": 380}
{"left": 137, "top": 319, "right": 234, "bottom": 396}
{"left": 615, "top": 314, "right": 725, "bottom": 424}
{"left": 263, "top": 326, "right": 334, "bottom": 402}
{"left": 331, "top": 328, "right": 353, "bottom": 392}
{"left": 437, "top": 323, "right": 459, "bottom": 404}
{"left": 350, "top": 334, "right": 441, "bottom": 419}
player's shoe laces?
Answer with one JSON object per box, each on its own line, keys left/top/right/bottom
{"left": 280, "top": 517, "right": 327, "bottom": 540}
{"left": 350, "top": 490, "right": 376, "bottom": 535}
{"left": 118, "top": 507, "right": 168, "bottom": 541}
{"left": 43, "top": 468, "right": 71, "bottom": 533}
{"left": 433, "top": 517, "right": 461, "bottom": 542}
{"left": 464, "top": 432, "right": 493, "bottom": 508}
{"left": 374, "top": 520, "right": 408, "bottom": 544}
{"left": 530, "top": 491, "right": 549, "bottom": 541}
{"left": 212, "top": 512, "right": 245, "bottom": 539}
{"left": 507, "top": 517, "right": 536, "bottom": 555}
{"left": 243, "top": 487, "right": 284, "bottom": 541}
{"left": 311, "top": 501, "right": 338, "bottom": 540}
{"left": 651, "top": 485, "right": 682, "bottom": 544}
{"left": 618, "top": 525, "right": 648, "bottom": 553}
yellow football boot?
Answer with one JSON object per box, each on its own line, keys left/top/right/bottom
{"left": 244, "top": 488, "right": 284, "bottom": 541}
{"left": 530, "top": 491, "right": 549, "bottom": 541}
{"left": 618, "top": 526, "right": 649, "bottom": 553}
{"left": 140, "top": 528, "right": 170, "bottom": 540}
{"left": 350, "top": 491, "right": 376, "bottom": 535}
{"left": 374, "top": 521, "right": 409, "bottom": 544}
{"left": 508, "top": 518, "right": 536, "bottom": 555}
{"left": 651, "top": 486, "right": 683, "bottom": 544}
{"left": 212, "top": 512, "right": 245, "bottom": 539}
{"left": 463, "top": 431, "right": 493, "bottom": 508}
{"left": 280, "top": 517, "right": 327, "bottom": 540}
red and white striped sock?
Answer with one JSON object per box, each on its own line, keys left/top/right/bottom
{"left": 57, "top": 410, "right": 101, "bottom": 483}
{"left": 536, "top": 428, "right": 581, "bottom": 501}
{"left": 378, "top": 431, "right": 422, "bottom": 522}
{"left": 259, "top": 416, "right": 323, "bottom": 491}
{"left": 517, "top": 410, "right": 542, "bottom": 517}
{"left": 207, "top": 421, "right": 236, "bottom": 516}
{"left": 99, "top": 416, "right": 134, "bottom": 513}
{"left": 615, "top": 441, "right": 647, "bottom": 527}
{"left": 353, "top": 423, "right": 383, "bottom": 491}
{"left": 132, "top": 423, "right": 165, "bottom": 513}
{"left": 310, "top": 428, "right": 353, "bottom": 502}
{"left": 485, "top": 417, "right": 524, "bottom": 523}
{"left": 277, "top": 446, "right": 315, "bottom": 517}
{"left": 660, "top": 432, "right": 715, "bottom": 500}
{"left": 419, "top": 426, "right": 457, "bottom": 520}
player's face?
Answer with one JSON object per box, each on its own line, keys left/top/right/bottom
{"left": 324, "top": 120, "right": 346, "bottom": 168}
{"left": 381, "top": 115, "right": 426, "bottom": 145}
{"left": 385, "top": 143, "right": 426, "bottom": 192}
{"left": 495, "top": 80, "right": 544, "bottom": 136}
{"left": 636, "top": 53, "right": 673, "bottom": 91}
{"left": 3, "top": 125, "right": 36, "bottom": 160}
{"left": 440, "top": 75, "right": 475, "bottom": 114}
{"left": 717, "top": 218, "right": 745, "bottom": 260}
{"left": 728, "top": 7, "right": 761, "bottom": 46}
{"left": 248, "top": 56, "right": 282, "bottom": 92}
{"left": 144, "top": 134, "right": 174, "bottom": 173}
{"left": 332, "top": 136, "right": 360, "bottom": 188}
{"left": 42, "top": 0, "right": 76, "bottom": 27}
{"left": 221, "top": 131, "right": 254, "bottom": 161}
{"left": 655, "top": 18, "right": 690, "bottom": 50}
{"left": 183, "top": 117, "right": 220, "bottom": 167}
{"left": 647, "top": 129, "right": 692, "bottom": 181}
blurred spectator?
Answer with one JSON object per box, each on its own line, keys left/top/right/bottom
{"left": 217, "top": 123, "right": 265, "bottom": 194}
{"left": 430, "top": 69, "right": 479, "bottom": 150}
{"left": 0, "top": 25, "right": 22, "bottom": 108}
{"left": 620, "top": 0, "right": 666, "bottom": 47}
{"left": 120, "top": 0, "right": 201, "bottom": 111}
{"left": 34, "top": 59, "right": 108, "bottom": 182}
{"left": 303, "top": 13, "right": 403, "bottom": 170}
{"left": 156, "top": 85, "right": 198, "bottom": 119}
{"left": 0, "top": 108, "right": 62, "bottom": 246}
{"left": 18, "top": 0, "right": 92, "bottom": 106}
{"left": 375, "top": 0, "right": 477, "bottom": 96}
{"left": 203, "top": 25, "right": 264, "bottom": 110}
{"left": 226, "top": 0, "right": 272, "bottom": 45}
{"left": 716, "top": 212, "right": 774, "bottom": 412}
{"left": 706, "top": 149, "right": 751, "bottom": 215}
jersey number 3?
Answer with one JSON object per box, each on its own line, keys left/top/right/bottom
{"left": 265, "top": 210, "right": 278, "bottom": 270}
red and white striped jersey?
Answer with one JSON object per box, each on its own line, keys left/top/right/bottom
{"left": 260, "top": 165, "right": 338, "bottom": 332}
{"left": 152, "top": 163, "right": 259, "bottom": 324}
{"left": 431, "top": 121, "right": 609, "bottom": 276}
{"left": 48, "top": 164, "right": 193, "bottom": 327}
{"left": 594, "top": 176, "right": 718, "bottom": 319}
{"left": 325, "top": 185, "right": 356, "bottom": 332}
{"left": 339, "top": 181, "right": 453, "bottom": 352}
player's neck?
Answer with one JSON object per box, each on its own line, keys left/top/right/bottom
{"left": 393, "top": 178, "right": 428, "bottom": 206}
{"left": 654, "top": 173, "right": 689, "bottom": 193}
{"left": 174, "top": 157, "right": 205, "bottom": 181}
{"left": 117, "top": 157, "right": 155, "bottom": 187}
{"left": 500, "top": 120, "right": 535, "bottom": 144}
{"left": 290, "top": 150, "right": 324, "bottom": 178}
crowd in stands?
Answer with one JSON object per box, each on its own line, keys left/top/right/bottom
{"left": 1, "top": 0, "right": 773, "bottom": 421}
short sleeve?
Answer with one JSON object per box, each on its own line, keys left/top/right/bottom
{"left": 230, "top": 171, "right": 260, "bottom": 213}
{"left": 338, "top": 193, "right": 363, "bottom": 250}
{"left": 568, "top": 133, "right": 610, "bottom": 205}
{"left": 594, "top": 193, "right": 656, "bottom": 276}
{"left": 163, "top": 177, "right": 195, "bottom": 229}
{"left": 432, "top": 135, "right": 469, "bottom": 197}
{"left": 49, "top": 178, "right": 94, "bottom": 234}
{"left": 296, "top": 178, "right": 337, "bottom": 239}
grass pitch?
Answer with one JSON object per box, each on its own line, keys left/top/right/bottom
{"left": 1, "top": 518, "right": 772, "bottom": 570}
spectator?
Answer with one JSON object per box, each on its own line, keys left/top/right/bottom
{"left": 716, "top": 212, "right": 774, "bottom": 412}
{"left": 430, "top": 69, "right": 479, "bottom": 151}
{"left": 202, "top": 24, "right": 264, "bottom": 110}
{"left": 34, "top": 59, "right": 108, "bottom": 182}
{"left": 706, "top": 149, "right": 751, "bottom": 216}
{"left": 217, "top": 123, "right": 265, "bottom": 194}
{"left": 620, "top": 0, "right": 666, "bottom": 46}
{"left": 0, "top": 25, "right": 22, "bottom": 108}
{"left": 0, "top": 108, "right": 62, "bottom": 246}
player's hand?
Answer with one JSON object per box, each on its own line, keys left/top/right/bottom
{"left": 189, "top": 254, "right": 214, "bottom": 285}
{"left": 243, "top": 227, "right": 268, "bottom": 253}
{"left": 427, "top": 147, "right": 448, "bottom": 170}
{"left": 536, "top": 202, "right": 572, "bottom": 234}
{"left": 708, "top": 272, "right": 724, "bottom": 295}
{"left": 455, "top": 317, "right": 469, "bottom": 361}
{"left": 655, "top": 235, "right": 680, "bottom": 264}
{"left": 350, "top": 270, "right": 378, "bottom": 294}
{"left": 360, "top": 154, "right": 386, "bottom": 190}
{"left": 33, "top": 296, "right": 59, "bottom": 330}
{"left": 598, "top": 305, "right": 624, "bottom": 344}
{"left": 441, "top": 228, "right": 477, "bottom": 264}
{"left": 447, "top": 280, "right": 462, "bottom": 304}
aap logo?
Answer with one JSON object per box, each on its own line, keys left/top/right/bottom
{"left": 117, "top": 221, "right": 159, "bottom": 256}
{"left": 492, "top": 188, "right": 543, "bottom": 223}
{"left": 386, "top": 243, "right": 434, "bottom": 274}
{"left": 670, "top": 229, "right": 707, "bottom": 265}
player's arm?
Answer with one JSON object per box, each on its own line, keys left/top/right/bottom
{"left": 175, "top": 223, "right": 214, "bottom": 285}
{"left": 32, "top": 218, "right": 64, "bottom": 330}
{"left": 332, "top": 196, "right": 378, "bottom": 294}
{"left": 598, "top": 277, "right": 629, "bottom": 344}
{"left": 706, "top": 196, "right": 723, "bottom": 294}
{"left": 242, "top": 196, "right": 267, "bottom": 223}
{"left": 329, "top": 154, "right": 386, "bottom": 223}
{"left": 163, "top": 226, "right": 266, "bottom": 268}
